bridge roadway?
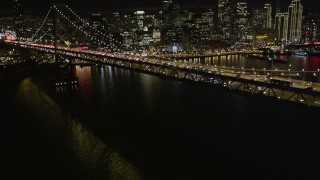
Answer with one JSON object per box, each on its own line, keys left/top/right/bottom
{"left": 4, "top": 40, "right": 320, "bottom": 107}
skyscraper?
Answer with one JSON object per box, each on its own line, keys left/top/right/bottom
{"left": 133, "top": 11, "right": 145, "bottom": 31}
{"left": 217, "top": 0, "right": 227, "bottom": 28}
{"left": 251, "top": 8, "right": 265, "bottom": 29}
{"left": 287, "top": 0, "right": 303, "bottom": 43}
{"left": 217, "top": 0, "right": 231, "bottom": 38}
{"left": 217, "top": 0, "right": 248, "bottom": 42}
{"left": 90, "top": 13, "right": 109, "bottom": 49}
{"left": 13, "top": 0, "right": 24, "bottom": 39}
{"left": 230, "top": 0, "right": 248, "bottom": 42}
{"left": 264, "top": 4, "right": 272, "bottom": 29}
{"left": 275, "top": 13, "right": 289, "bottom": 42}
{"left": 301, "top": 12, "right": 320, "bottom": 43}
{"left": 162, "top": 0, "right": 174, "bottom": 28}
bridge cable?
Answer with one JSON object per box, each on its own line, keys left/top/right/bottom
{"left": 64, "top": 4, "right": 123, "bottom": 49}
{"left": 29, "top": 7, "right": 53, "bottom": 42}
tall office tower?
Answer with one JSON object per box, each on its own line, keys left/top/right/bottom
{"left": 275, "top": 13, "right": 289, "bottom": 42}
{"left": 264, "top": 4, "right": 272, "bottom": 29}
{"left": 230, "top": 0, "right": 248, "bottom": 42}
{"left": 287, "top": 0, "right": 303, "bottom": 43}
{"left": 301, "top": 12, "right": 320, "bottom": 43}
{"left": 110, "top": 12, "right": 121, "bottom": 33}
{"left": 217, "top": 0, "right": 231, "bottom": 39}
{"left": 202, "top": 9, "right": 214, "bottom": 28}
{"left": 161, "top": 0, "right": 181, "bottom": 44}
{"left": 301, "top": 14, "right": 312, "bottom": 43}
{"left": 313, "top": 13, "right": 320, "bottom": 42}
{"left": 217, "top": 0, "right": 227, "bottom": 29}
{"left": 251, "top": 8, "right": 265, "bottom": 29}
{"left": 90, "top": 13, "right": 109, "bottom": 49}
{"left": 162, "top": 0, "right": 174, "bottom": 28}
{"left": 133, "top": 11, "right": 145, "bottom": 31}
{"left": 13, "top": 0, "right": 24, "bottom": 39}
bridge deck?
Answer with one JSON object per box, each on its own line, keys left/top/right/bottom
{"left": 4, "top": 40, "right": 320, "bottom": 107}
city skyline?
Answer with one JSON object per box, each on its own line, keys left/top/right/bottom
{"left": 2, "top": 0, "right": 318, "bottom": 47}
{"left": 0, "top": 0, "right": 319, "bottom": 13}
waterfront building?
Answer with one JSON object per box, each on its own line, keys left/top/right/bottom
{"left": 301, "top": 12, "right": 320, "bottom": 43}
{"left": 275, "top": 12, "right": 289, "bottom": 43}
{"left": 287, "top": 0, "right": 303, "bottom": 43}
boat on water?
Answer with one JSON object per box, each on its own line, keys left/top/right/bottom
{"left": 293, "top": 51, "right": 308, "bottom": 56}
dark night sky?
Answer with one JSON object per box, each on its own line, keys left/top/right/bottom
{"left": 0, "top": 0, "right": 319, "bottom": 13}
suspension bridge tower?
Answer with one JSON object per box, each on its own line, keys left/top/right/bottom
{"left": 51, "top": 2, "right": 79, "bottom": 87}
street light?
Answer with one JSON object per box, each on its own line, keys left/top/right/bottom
{"left": 269, "top": 57, "right": 273, "bottom": 69}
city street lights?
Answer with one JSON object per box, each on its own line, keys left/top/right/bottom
{"left": 269, "top": 57, "right": 273, "bottom": 69}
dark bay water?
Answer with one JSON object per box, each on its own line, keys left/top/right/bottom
{"left": 1, "top": 64, "right": 320, "bottom": 180}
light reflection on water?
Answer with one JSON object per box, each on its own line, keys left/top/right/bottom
{"left": 183, "top": 54, "right": 320, "bottom": 72}
{"left": 15, "top": 78, "right": 141, "bottom": 180}
{"left": 69, "top": 119, "right": 141, "bottom": 180}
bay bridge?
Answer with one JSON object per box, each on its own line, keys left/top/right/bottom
{"left": 3, "top": 3, "right": 320, "bottom": 108}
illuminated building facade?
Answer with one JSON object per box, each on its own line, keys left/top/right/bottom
{"left": 251, "top": 8, "right": 265, "bottom": 29}
{"left": 90, "top": 13, "right": 109, "bottom": 49}
{"left": 264, "top": 4, "right": 272, "bottom": 29}
{"left": 13, "top": 0, "right": 24, "bottom": 39}
{"left": 275, "top": 13, "right": 289, "bottom": 42}
{"left": 134, "top": 11, "right": 145, "bottom": 31}
{"left": 230, "top": 0, "right": 248, "bottom": 42}
{"left": 288, "top": 0, "right": 303, "bottom": 43}
{"left": 217, "top": 0, "right": 231, "bottom": 39}
{"left": 301, "top": 12, "right": 320, "bottom": 43}
{"left": 162, "top": 0, "right": 174, "bottom": 28}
